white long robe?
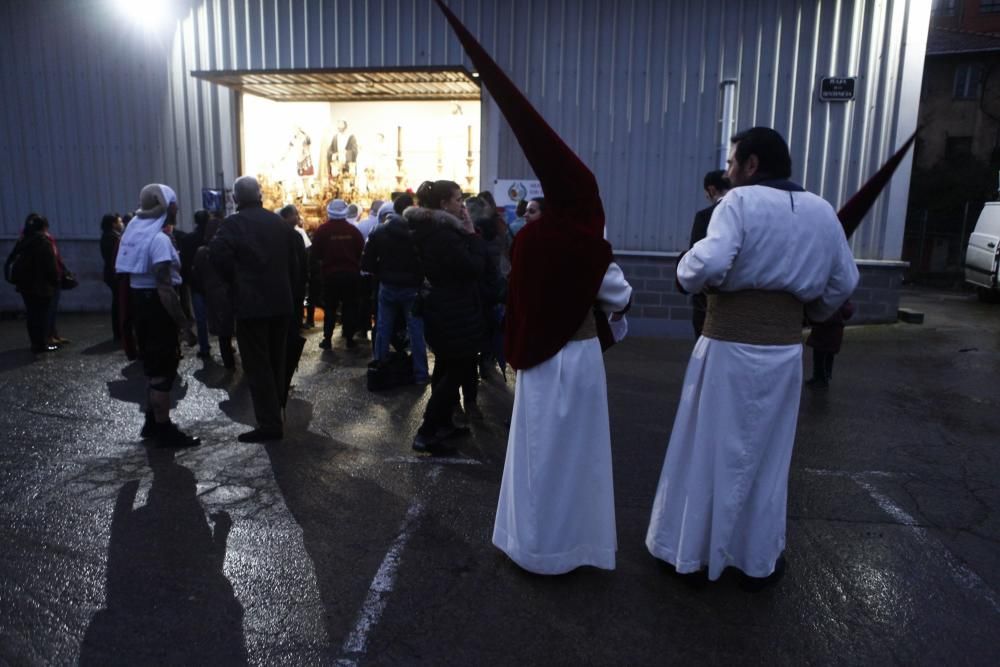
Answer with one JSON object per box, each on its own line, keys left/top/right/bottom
{"left": 646, "top": 184, "right": 859, "bottom": 580}
{"left": 493, "top": 263, "right": 632, "bottom": 574}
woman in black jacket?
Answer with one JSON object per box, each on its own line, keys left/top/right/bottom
{"left": 100, "top": 213, "right": 124, "bottom": 340}
{"left": 10, "top": 214, "right": 59, "bottom": 354}
{"left": 406, "top": 180, "right": 485, "bottom": 453}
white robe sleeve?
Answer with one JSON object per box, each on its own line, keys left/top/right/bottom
{"left": 599, "top": 262, "right": 632, "bottom": 342}
{"left": 676, "top": 195, "right": 743, "bottom": 293}
{"left": 805, "top": 230, "right": 860, "bottom": 322}
{"left": 597, "top": 262, "right": 632, "bottom": 313}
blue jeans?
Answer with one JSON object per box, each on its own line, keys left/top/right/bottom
{"left": 375, "top": 284, "right": 428, "bottom": 382}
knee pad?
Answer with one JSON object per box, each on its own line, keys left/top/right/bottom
{"left": 149, "top": 373, "right": 176, "bottom": 393}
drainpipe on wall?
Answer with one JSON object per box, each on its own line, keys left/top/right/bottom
{"left": 718, "top": 80, "right": 738, "bottom": 170}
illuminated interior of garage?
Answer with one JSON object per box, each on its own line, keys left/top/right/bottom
{"left": 193, "top": 67, "right": 482, "bottom": 229}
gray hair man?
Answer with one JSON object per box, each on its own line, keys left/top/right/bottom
{"left": 210, "top": 176, "right": 303, "bottom": 442}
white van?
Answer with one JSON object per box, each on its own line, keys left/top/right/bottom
{"left": 965, "top": 202, "right": 1000, "bottom": 301}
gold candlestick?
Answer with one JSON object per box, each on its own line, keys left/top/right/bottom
{"left": 465, "top": 125, "right": 475, "bottom": 190}
{"left": 395, "top": 125, "right": 405, "bottom": 190}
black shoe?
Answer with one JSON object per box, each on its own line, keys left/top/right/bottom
{"left": 237, "top": 428, "right": 283, "bottom": 443}
{"left": 412, "top": 432, "right": 439, "bottom": 453}
{"left": 31, "top": 345, "right": 59, "bottom": 354}
{"left": 739, "top": 556, "right": 786, "bottom": 592}
{"left": 157, "top": 423, "right": 200, "bottom": 448}
{"left": 197, "top": 350, "right": 212, "bottom": 359}
{"left": 412, "top": 430, "right": 458, "bottom": 455}
{"left": 319, "top": 339, "right": 332, "bottom": 350}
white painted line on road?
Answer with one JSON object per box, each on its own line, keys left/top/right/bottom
{"left": 338, "top": 466, "right": 443, "bottom": 664}
{"left": 850, "top": 477, "right": 917, "bottom": 526}
{"left": 801, "top": 468, "right": 901, "bottom": 478}
{"left": 807, "top": 469, "right": 1000, "bottom": 615}
{"left": 850, "top": 475, "right": 1000, "bottom": 614}
{"left": 385, "top": 455, "right": 482, "bottom": 465}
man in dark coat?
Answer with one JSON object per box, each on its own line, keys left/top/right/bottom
{"left": 210, "top": 176, "right": 302, "bottom": 442}
{"left": 688, "top": 169, "right": 730, "bottom": 337}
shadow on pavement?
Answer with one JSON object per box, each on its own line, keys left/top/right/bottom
{"left": 80, "top": 339, "right": 121, "bottom": 356}
{"left": 0, "top": 347, "right": 36, "bottom": 374}
{"left": 107, "top": 361, "right": 189, "bottom": 414}
{"left": 79, "top": 447, "right": 248, "bottom": 665}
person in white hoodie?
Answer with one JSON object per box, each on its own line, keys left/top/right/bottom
{"left": 115, "top": 183, "right": 199, "bottom": 448}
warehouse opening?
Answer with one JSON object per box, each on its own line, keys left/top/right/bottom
{"left": 193, "top": 67, "right": 482, "bottom": 230}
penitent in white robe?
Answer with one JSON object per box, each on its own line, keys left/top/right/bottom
{"left": 646, "top": 184, "right": 859, "bottom": 580}
{"left": 493, "top": 262, "right": 632, "bottom": 574}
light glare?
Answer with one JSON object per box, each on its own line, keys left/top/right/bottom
{"left": 114, "top": 0, "right": 168, "bottom": 25}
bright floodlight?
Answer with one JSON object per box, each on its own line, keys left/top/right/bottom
{"left": 114, "top": 0, "right": 169, "bottom": 24}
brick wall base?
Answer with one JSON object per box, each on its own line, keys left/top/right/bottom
{"left": 614, "top": 254, "right": 905, "bottom": 338}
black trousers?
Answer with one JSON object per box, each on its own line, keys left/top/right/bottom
{"left": 459, "top": 354, "right": 478, "bottom": 405}
{"left": 812, "top": 349, "right": 836, "bottom": 381}
{"left": 22, "top": 294, "right": 52, "bottom": 351}
{"left": 105, "top": 279, "right": 121, "bottom": 340}
{"left": 418, "top": 355, "right": 477, "bottom": 436}
{"left": 131, "top": 289, "right": 180, "bottom": 379}
{"left": 236, "top": 316, "right": 289, "bottom": 432}
{"left": 322, "top": 272, "right": 361, "bottom": 341}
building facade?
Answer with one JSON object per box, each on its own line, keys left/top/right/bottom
{"left": 903, "top": 0, "right": 1000, "bottom": 277}
{"left": 1, "top": 0, "right": 930, "bottom": 333}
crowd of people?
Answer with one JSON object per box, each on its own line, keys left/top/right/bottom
{"left": 4, "top": 134, "right": 861, "bottom": 590}
{"left": 5, "top": 213, "right": 74, "bottom": 353}
{"left": 8, "top": 175, "right": 534, "bottom": 447}
{"left": 1, "top": 2, "right": 870, "bottom": 592}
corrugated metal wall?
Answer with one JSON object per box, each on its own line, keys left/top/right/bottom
{"left": 0, "top": 0, "right": 927, "bottom": 260}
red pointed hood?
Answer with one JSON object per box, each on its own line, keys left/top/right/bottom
{"left": 838, "top": 132, "right": 917, "bottom": 238}
{"left": 434, "top": 0, "right": 614, "bottom": 370}
{"left": 433, "top": 0, "right": 604, "bottom": 239}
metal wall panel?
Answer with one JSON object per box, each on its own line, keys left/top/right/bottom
{"left": 0, "top": 0, "right": 927, "bottom": 261}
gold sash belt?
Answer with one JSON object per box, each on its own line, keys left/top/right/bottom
{"left": 569, "top": 311, "right": 598, "bottom": 341}
{"left": 702, "top": 290, "right": 803, "bottom": 345}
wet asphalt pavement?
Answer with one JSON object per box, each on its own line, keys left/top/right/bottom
{"left": 0, "top": 286, "right": 998, "bottom": 665}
